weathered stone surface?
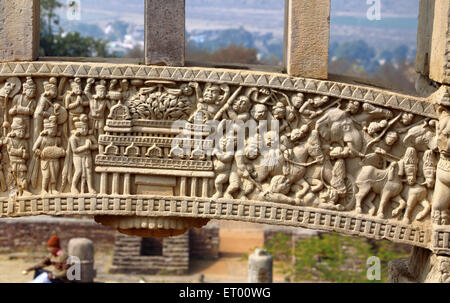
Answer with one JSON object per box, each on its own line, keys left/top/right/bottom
{"left": 285, "top": 0, "right": 330, "bottom": 79}
{"left": 416, "top": 0, "right": 436, "bottom": 77}
{"left": 68, "top": 238, "right": 96, "bottom": 283}
{"left": 388, "top": 247, "right": 450, "bottom": 282}
{"left": 145, "top": 0, "right": 185, "bottom": 66}
{"left": 0, "top": 63, "right": 448, "bottom": 255}
{"left": 0, "top": 0, "right": 39, "bottom": 62}
{"left": 110, "top": 232, "right": 189, "bottom": 275}
{"left": 429, "top": 0, "right": 450, "bottom": 84}
{"left": 248, "top": 248, "right": 273, "bottom": 283}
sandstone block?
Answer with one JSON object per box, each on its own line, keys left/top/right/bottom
{"left": 429, "top": 0, "right": 450, "bottom": 84}
{"left": 0, "top": 0, "right": 40, "bottom": 62}
{"left": 416, "top": 0, "right": 436, "bottom": 76}
{"left": 284, "top": 0, "right": 330, "bottom": 79}
{"left": 145, "top": 0, "right": 185, "bottom": 66}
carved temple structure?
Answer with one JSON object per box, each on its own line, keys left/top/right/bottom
{"left": 0, "top": 0, "right": 449, "bottom": 282}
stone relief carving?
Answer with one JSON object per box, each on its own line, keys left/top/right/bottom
{"left": 0, "top": 66, "right": 447, "bottom": 250}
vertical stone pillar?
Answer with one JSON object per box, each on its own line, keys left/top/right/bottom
{"left": 415, "top": 0, "right": 435, "bottom": 77}
{"left": 388, "top": 247, "right": 450, "bottom": 283}
{"left": 145, "top": 0, "right": 185, "bottom": 66}
{"left": 68, "top": 238, "right": 96, "bottom": 283}
{"left": 0, "top": 0, "right": 40, "bottom": 62}
{"left": 248, "top": 248, "right": 273, "bottom": 283}
{"left": 428, "top": 0, "right": 450, "bottom": 84}
{"left": 284, "top": 0, "right": 330, "bottom": 79}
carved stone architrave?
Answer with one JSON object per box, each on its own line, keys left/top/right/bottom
{"left": 0, "top": 61, "right": 448, "bottom": 257}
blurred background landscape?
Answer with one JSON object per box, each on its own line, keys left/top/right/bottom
{"left": 41, "top": 0, "right": 420, "bottom": 93}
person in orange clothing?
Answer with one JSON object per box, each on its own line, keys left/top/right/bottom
{"left": 24, "top": 235, "right": 69, "bottom": 283}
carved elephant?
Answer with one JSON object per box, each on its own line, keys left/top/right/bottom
{"left": 316, "top": 108, "right": 363, "bottom": 153}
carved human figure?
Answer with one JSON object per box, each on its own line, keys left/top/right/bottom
{"left": 398, "top": 150, "right": 435, "bottom": 224}
{"left": 283, "top": 128, "right": 324, "bottom": 200}
{"left": 253, "top": 131, "right": 285, "bottom": 184}
{"left": 260, "top": 175, "right": 297, "bottom": 205}
{"left": 272, "top": 102, "right": 290, "bottom": 133}
{"left": 189, "top": 82, "right": 230, "bottom": 122}
{"left": 224, "top": 136, "right": 259, "bottom": 200}
{"left": 299, "top": 96, "right": 330, "bottom": 119}
{"left": 366, "top": 120, "right": 388, "bottom": 136}
{"left": 401, "top": 113, "right": 415, "bottom": 126}
{"left": 363, "top": 131, "right": 399, "bottom": 169}
{"left": 215, "top": 94, "right": 252, "bottom": 138}
{"left": 0, "top": 78, "right": 20, "bottom": 134}
{"left": 32, "top": 116, "right": 66, "bottom": 195}
{"left": 34, "top": 78, "right": 58, "bottom": 142}
{"left": 356, "top": 103, "right": 393, "bottom": 127}
{"left": 63, "top": 114, "right": 98, "bottom": 194}
{"left": 65, "top": 78, "right": 89, "bottom": 134}
{"left": 85, "top": 78, "right": 110, "bottom": 138}
{"left": 9, "top": 77, "right": 36, "bottom": 131}
{"left": 211, "top": 137, "right": 235, "bottom": 200}
{"left": 120, "top": 79, "right": 137, "bottom": 105}
{"left": 6, "top": 118, "right": 29, "bottom": 196}
{"left": 226, "top": 95, "right": 252, "bottom": 122}
{"left": 432, "top": 107, "right": 450, "bottom": 225}
{"left": 250, "top": 104, "right": 269, "bottom": 135}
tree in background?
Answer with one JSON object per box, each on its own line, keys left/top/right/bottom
{"left": 329, "top": 41, "right": 417, "bottom": 94}
{"left": 124, "top": 42, "right": 261, "bottom": 65}
{"left": 40, "top": 0, "right": 115, "bottom": 57}
{"left": 264, "top": 233, "right": 410, "bottom": 283}
{"left": 187, "top": 44, "right": 260, "bottom": 65}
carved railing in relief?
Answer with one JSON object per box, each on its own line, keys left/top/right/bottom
{"left": 0, "top": 61, "right": 449, "bottom": 256}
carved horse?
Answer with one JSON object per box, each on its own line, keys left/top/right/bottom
{"left": 355, "top": 162, "right": 406, "bottom": 218}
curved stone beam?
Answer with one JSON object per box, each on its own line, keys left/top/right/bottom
{"left": 0, "top": 61, "right": 448, "bottom": 256}
{"left": 0, "top": 194, "right": 432, "bottom": 250}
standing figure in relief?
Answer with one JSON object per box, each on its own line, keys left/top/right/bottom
{"left": 211, "top": 137, "right": 235, "bottom": 200}
{"left": 224, "top": 137, "right": 259, "bottom": 200}
{"left": 287, "top": 93, "right": 305, "bottom": 127}
{"left": 32, "top": 116, "right": 66, "bottom": 195}
{"left": 85, "top": 78, "right": 110, "bottom": 138}
{"left": 65, "top": 78, "right": 89, "bottom": 134}
{"left": 9, "top": 77, "right": 36, "bottom": 131}
{"left": 62, "top": 114, "right": 98, "bottom": 194}
{"left": 6, "top": 118, "right": 29, "bottom": 196}
{"left": 34, "top": 78, "right": 58, "bottom": 142}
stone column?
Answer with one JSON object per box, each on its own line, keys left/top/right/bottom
{"left": 415, "top": 0, "right": 435, "bottom": 77}
{"left": 0, "top": 0, "right": 40, "bottom": 62}
{"left": 416, "top": 0, "right": 450, "bottom": 85}
{"left": 284, "top": 0, "right": 330, "bottom": 79}
{"left": 388, "top": 247, "right": 450, "bottom": 283}
{"left": 145, "top": 0, "right": 185, "bottom": 66}
{"left": 68, "top": 238, "right": 96, "bottom": 283}
{"left": 248, "top": 248, "right": 273, "bottom": 283}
